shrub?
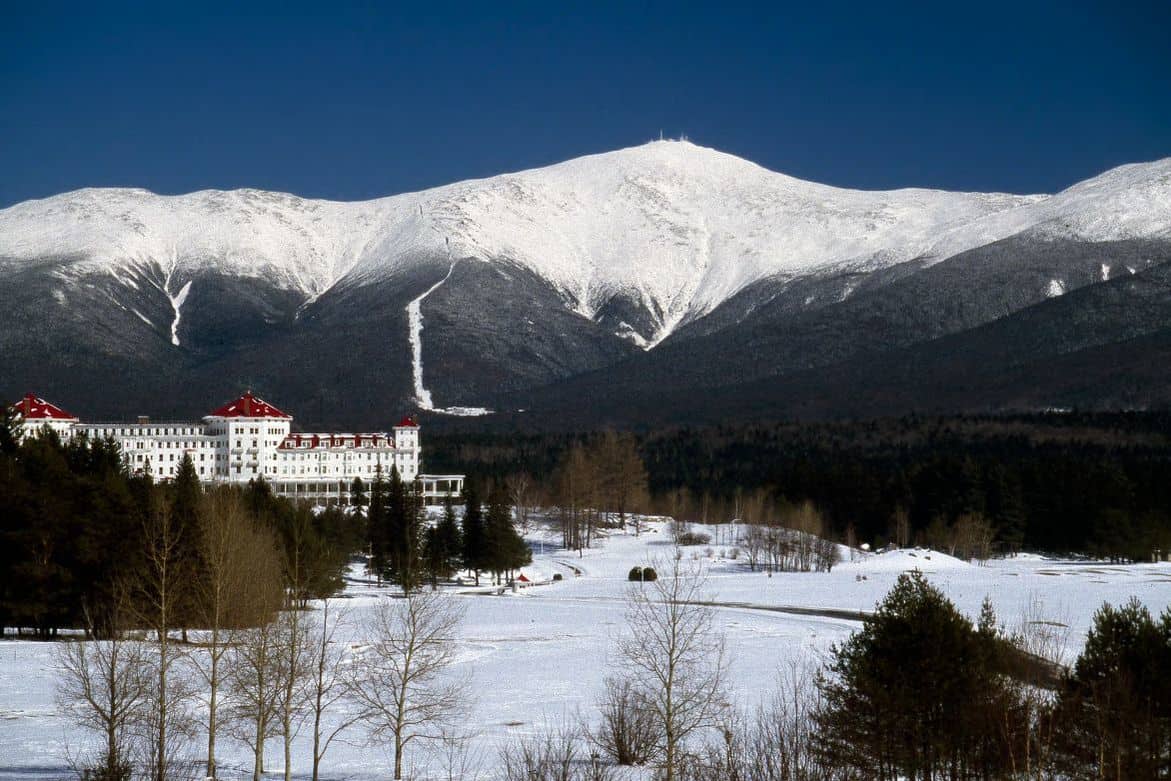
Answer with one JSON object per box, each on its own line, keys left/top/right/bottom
{"left": 676, "top": 531, "right": 711, "bottom": 546}
{"left": 552, "top": 572, "right": 563, "bottom": 581}
{"left": 590, "top": 677, "right": 661, "bottom": 766}
{"left": 80, "top": 759, "right": 133, "bottom": 781}
{"left": 628, "top": 566, "right": 657, "bottom": 582}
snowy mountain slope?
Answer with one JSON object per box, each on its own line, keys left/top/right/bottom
{"left": 3, "top": 141, "right": 1171, "bottom": 425}
{"left": 0, "top": 139, "right": 1123, "bottom": 347}
{"left": 927, "top": 157, "right": 1171, "bottom": 262}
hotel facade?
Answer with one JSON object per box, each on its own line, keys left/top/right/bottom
{"left": 11, "top": 391, "right": 463, "bottom": 506}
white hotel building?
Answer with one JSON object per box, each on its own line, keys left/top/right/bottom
{"left": 12, "top": 391, "right": 463, "bottom": 506}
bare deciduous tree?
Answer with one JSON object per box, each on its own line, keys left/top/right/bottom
{"left": 892, "top": 506, "right": 911, "bottom": 549}
{"left": 742, "top": 525, "right": 767, "bottom": 572}
{"left": 616, "top": 556, "right": 728, "bottom": 781}
{"left": 225, "top": 526, "right": 285, "bottom": 781}
{"left": 274, "top": 606, "right": 313, "bottom": 781}
{"left": 229, "top": 619, "right": 282, "bottom": 781}
{"left": 596, "top": 431, "right": 649, "bottom": 529}
{"left": 556, "top": 445, "right": 597, "bottom": 553}
{"left": 507, "top": 472, "right": 536, "bottom": 534}
{"left": 135, "top": 499, "right": 196, "bottom": 781}
{"left": 954, "top": 512, "right": 995, "bottom": 562}
{"left": 308, "top": 599, "right": 361, "bottom": 781}
{"left": 430, "top": 728, "right": 487, "bottom": 781}
{"left": 501, "top": 723, "right": 625, "bottom": 781}
{"left": 347, "top": 590, "right": 468, "bottom": 779}
{"left": 55, "top": 589, "right": 148, "bottom": 780}
{"left": 192, "top": 488, "right": 271, "bottom": 779}
{"left": 1006, "top": 596, "right": 1070, "bottom": 779}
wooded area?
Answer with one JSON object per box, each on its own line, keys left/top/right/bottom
{"left": 430, "top": 412, "right": 1171, "bottom": 559}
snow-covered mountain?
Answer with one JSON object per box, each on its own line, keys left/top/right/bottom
{"left": 2, "top": 140, "right": 1170, "bottom": 426}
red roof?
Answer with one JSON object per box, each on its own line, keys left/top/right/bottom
{"left": 12, "top": 393, "right": 78, "bottom": 421}
{"left": 396, "top": 416, "right": 418, "bottom": 428}
{"left": 207, "top": 391, "right": 291, "bottom": 419}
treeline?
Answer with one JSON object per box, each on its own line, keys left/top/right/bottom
{"left": 428, "top": 412, "right": 1171, "bottom": 557}
{"left": 356, "top": 472, "right": 530, "bottom": 590}
{"left": 500, "top": 568, "right": 1171, "bottom": 781}
{"left": 0, "top": 421, "right": 360, "bottom": 638}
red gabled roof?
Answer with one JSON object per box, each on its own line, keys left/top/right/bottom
{"left": 12, "top": 393, "right": 78, "bottom": 421}
{"left": 207, "top": 391, "right": 291, "bottom": 420}
{"left": 396, "top": 416, "right": 418, "bottom": 428}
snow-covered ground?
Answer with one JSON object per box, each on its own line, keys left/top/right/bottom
{"left": 2, "top": 520, "right": 1168, "bottom": 779}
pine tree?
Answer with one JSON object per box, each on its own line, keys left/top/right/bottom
{"left": 460, "top": 483, "right": 486, "bottom": 586}
{"left": 350, "top": 477, "right": 367, "bottom": 515}
{"left": 436, "top": 493, "right": 462, "bottom": 573}
{"left": 383, "top": 467, "right": 423, "bottom": 592}
{"left": 170, "top": 454, "right": 203, "bottom": 639}
{"left": 367, "top": 469, "right": 388, "bottom": 583}
{"left": 400, "top": 481, "right": 425, "bottom": 593}
{"left": 484, "top": 482, "right": 531, "bottom": 584}
{"left": 0, "top": 402, "right": 21, "bottom": 455}
{"left": 1054, "top": 599, "right": 1171, "bottom": 778}
{"left": 986, "top": 464, "right": 1026, "bottom": 554}
{"left": 384, "top": 467, "right": 405, "bottom": 583}
{"left": 423, "top": 494, "right": 462, "bottom": 587}
{"left": 814, "top": 571, "right": 1017, "bottom": 780}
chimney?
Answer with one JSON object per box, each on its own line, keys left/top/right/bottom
{"left": 137, "top": 416, "right": 150, "bottom": 425}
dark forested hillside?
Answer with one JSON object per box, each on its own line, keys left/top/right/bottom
{"left": 426, "top": 412, "right": 1171, "bottom": 557}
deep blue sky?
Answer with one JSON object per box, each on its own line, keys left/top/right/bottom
{"left": 2, "top": 1, "right": 1169, "bottom": 207}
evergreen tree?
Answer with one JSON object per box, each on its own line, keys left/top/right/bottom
{"left": 985, "top": 464, "right": 1026, "bottom": 554}
{"left": 350, "top": 476, "right": 367, "bottom": 516}
{"left": 169, "top": 453, "right": 204, "bottom": 638}
{"left": 814, "top": 571, "right": 1016, "bottom": 780}
{"left": 1, "top": 402, "right": 22, "bottom": 455}
{"left": 244, "top": 474, "right": 276, "bottom": 522}
{"left": 367, "top": 469, "right": 388, "bottom": 583}
{"left": 383, "top": 466, "right": 405, "bottom": 583}
{"left": 484, "top": 482, "right": 531, "bottom": 584}
{"left": 460, "top": 483, "right": 486, "bottom": 586}
{"left": 382, "top": 467, "right": 423, "bottom": 591}
{"left": 1054, "top": 599, "right": 1171, "bottom": 779}
{"left": 423, "top": 494, "right": 462, "bottom": 587}
{"left": 401, "top": 481, "right": 426, "bottom": 593}
{"left": 436, "top": 493, "right": 462, "bottom": 573}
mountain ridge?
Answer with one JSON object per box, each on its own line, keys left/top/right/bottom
{"left": 2, "top": 141, "right": 1170, "bottom": 426}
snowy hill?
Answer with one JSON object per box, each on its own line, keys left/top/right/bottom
{"left": 1, "top": 141, "right": 1170, "bottom": 425}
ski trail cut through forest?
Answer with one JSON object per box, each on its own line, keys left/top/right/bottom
{"left": 408, "top": 262, "right": 456, "bottom": 410}
{"left": 405, "top": 264, "right": 493, "bottom": 416}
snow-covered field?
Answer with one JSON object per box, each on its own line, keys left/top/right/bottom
{"left": 2, "top": 520, "right": 1169, "bottom": 779}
